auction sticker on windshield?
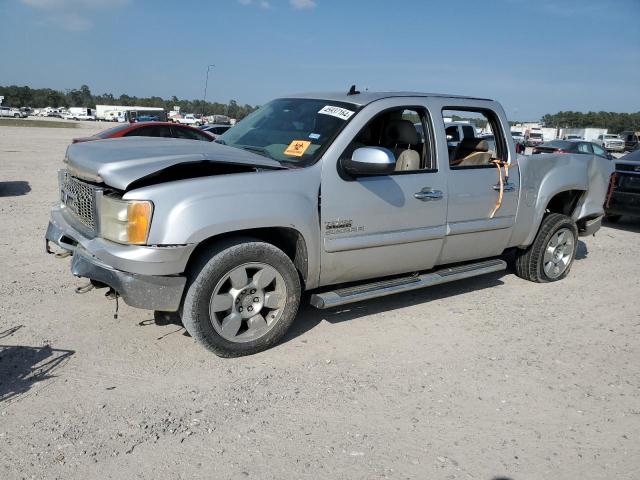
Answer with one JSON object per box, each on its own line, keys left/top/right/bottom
{"left": 318, "top": 105, "right": 355, "bottom": 120}
{"left": 284, "top": 140, "right": 312, "bottom": 157}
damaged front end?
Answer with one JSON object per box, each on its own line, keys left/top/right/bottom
{"left": 46, "top": 137, "right": 287, "bottom": 312}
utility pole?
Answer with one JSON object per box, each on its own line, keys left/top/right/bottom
{"left": 202, "top": 64, "right": 215, "bottom": 118}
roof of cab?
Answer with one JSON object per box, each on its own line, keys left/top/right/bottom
{"left": 282, "top": 91, "right": 493, "bottom": 106}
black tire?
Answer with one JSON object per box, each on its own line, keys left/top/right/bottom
{"left": 514, "top": 213, "right": 578, "bottom": 283}
{"left": 181, "top": 238, "right": 301, "bottom": 357}
{"left": 605, "top": 214, "right": 621, "bottom": 223}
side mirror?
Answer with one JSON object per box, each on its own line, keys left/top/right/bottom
{"left": 340, "top": 147, "right": 396, "bottom": 177}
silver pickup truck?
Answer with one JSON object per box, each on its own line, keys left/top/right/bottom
{"left": 46, "top": 91, "right": 612, "bottom": 357}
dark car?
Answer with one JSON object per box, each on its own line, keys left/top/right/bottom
{"left": 199, "top": 123, "right": 232, "bottom": 139}
{"left": 532, "top": 140, "right": 611, "bottom": 159}
{"left": 605, "top": 148, "right": 640, "bottom": 222}
{"left": 72, "top": 122, "right": 214, "bottom": 144}
{"left": 618, "top": 131, "right": 639, "bottom": 152}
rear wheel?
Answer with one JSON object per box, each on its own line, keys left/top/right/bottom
{"left": 515, "top": 213, "right": 578, "bottom": 283}
{"left": 605, "top": 214, "right": 621, "bottom": 223}
{"left": 181, "top": 238, "right": 301, "bottom": 357}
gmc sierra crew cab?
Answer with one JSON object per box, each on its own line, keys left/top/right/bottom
{"left": 45, "top": 90, "right": 613, "bottom": 357}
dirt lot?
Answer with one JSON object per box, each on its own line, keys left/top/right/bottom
{"left": 1, "top": 120, "right": 639, "bottom": 479}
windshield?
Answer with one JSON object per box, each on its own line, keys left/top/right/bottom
{"left": 530, "top": 133, "right": 543, "bottom": 138}
{"left": 216, "top": 98, "right": 359, "bottom": 164}
{"left": 604, "top": 134, "right": 619, "bottom": 139}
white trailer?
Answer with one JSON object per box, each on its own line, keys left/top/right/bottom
{"left": 559, "top": 128, "right": 608, "bottom": 142}
{"left": 95, "top": 105, "right": 164, "bottom": 121}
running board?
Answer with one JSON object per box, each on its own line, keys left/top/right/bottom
{"left": 310, "top": 259, "right": 507, "bottom": 309}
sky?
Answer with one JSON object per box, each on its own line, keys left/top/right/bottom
{"left": 1, "top": 0, "right": 639, "bottom": 120}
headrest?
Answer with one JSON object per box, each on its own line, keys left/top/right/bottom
{"left": 457, "top": 137, "right": 489, "bottom": 153}
{"left": 385, "top": 119, "right": 420, "bottom": 146}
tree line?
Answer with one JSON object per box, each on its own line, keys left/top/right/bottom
{"left": 0, "top": 84, "right": 258, "bottom": 119}
{"left": 541, "top": 111, "right": 640, "bottom": 134}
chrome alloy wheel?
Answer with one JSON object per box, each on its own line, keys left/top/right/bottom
{"left": 209, "top": 262, "right": 287, "bottom": 343}
{"left": 543, "top": 228, "right": 574, "bottom": 279}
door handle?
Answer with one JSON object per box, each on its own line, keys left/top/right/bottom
{"left": 493, "top": 183, "right": 515, "bottom": 192}
{"left": 414, "top": 188, "right": 443, "bottom": 201}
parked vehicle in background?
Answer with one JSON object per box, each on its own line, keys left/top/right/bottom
{"left": 46, "top": 108, "right": 65, "bottom": 118}
{"left": 63, "top": 111, "right": 96, "bottom": 121}
{"left": 605, "top": 148, "right": 640, "bottom": 222}
{"left": 174, "top": 114, "right": 202, "bottom": 126}
{"left": 510, "top": 128, "right": 524, "bottom": 144}
{"left": 595, "top": 134, "right": 625, "bottom": 152}
{"left": 208, "top": 114, "right": 232, "bottom": 125}
{"left": 71, "top": 122, "right": 214, "bottom": 144}
{"left": 46, "top": 91, "right": 613, "bottom": 357}
{"left": 95, "top": 105, "right": 165, "bottom": 122}
{"left": 525, "top": 128, "right": 544, "bottom": 147}
{"left": 444, "top": 121, "right": 476, "bottom": 149}
{"left": 618, "top": 131, "right": 639, "bottom": 152}
{"left": 533, "top": 140, "right": 612, "bottom": 159}
{"left": 563, "top": 134, "right": 583, "bottom": 140}
{"left": 200, "top": 124, "right": 232, "bottom": 138}
{"left": 0, "top": 106, "right": 26, "bottom": 118}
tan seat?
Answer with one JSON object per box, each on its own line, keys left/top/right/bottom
{"left": 383, "top": 119, "right": 421, "bottom": 171}
{"left": 451, "top": 138, "right": 492, "bottom": 167}
{"left": 395, "top": 149, "right": 420, "bottom": 171}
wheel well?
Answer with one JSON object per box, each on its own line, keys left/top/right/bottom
{"left": 545, "top": 190, "right": 584, "bottom": 217}
{"left": 187, "top": 227, "right": 309, "bottom": 286}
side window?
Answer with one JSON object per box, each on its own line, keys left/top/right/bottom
{"left": 125, "top": 126, "right": 152, "bottom": 137}
{"left": 173, "top": 127, "right": 210, "bottom": 141}
{"left": 578, "top": 143, "right": 592, "bottom": 154}
{"left": 443, "top": 109, "right": 505, "bottom": 169}
{"left": 592, "top": 143, "right": 607, "bottom": 157}
{"left": 342, "top": 107, "right": 436, "bottom": 172}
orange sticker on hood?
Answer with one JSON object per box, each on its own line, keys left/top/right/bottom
{"left": 284, "top": 140, "right": 311, "bottom": 157}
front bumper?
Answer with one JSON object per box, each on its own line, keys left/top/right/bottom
{"left": 604, "top": 144, "right": 625, "bottom": 152}
{"left": 46, "top": 206, "right": 190, "bottom": 312}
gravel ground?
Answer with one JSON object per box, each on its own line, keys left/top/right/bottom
{"left": 1, "top": 120, "right": 639, "bottom": 479}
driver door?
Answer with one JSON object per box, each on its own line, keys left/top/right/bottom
{"left": 318, "top": 99, "right": 447, "bottom": 286}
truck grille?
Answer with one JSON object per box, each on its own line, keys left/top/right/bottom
{"left": 59, "top": 170, "right": 99, "bottom": 230}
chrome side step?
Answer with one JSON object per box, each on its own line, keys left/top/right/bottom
{"left": 310, "top": 259, "right": 507, "bottom": 309}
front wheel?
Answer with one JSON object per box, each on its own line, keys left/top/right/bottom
{"left": 181, "top": 239, "right": 301, "bottom": 357}
{"left": 514, "top": 213, "right": 578, "bottom": 283}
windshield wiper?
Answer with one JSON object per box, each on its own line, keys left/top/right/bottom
{"left": 214, "top": 139, "right": 226, "bottom": 145}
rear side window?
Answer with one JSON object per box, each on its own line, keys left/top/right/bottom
{"left": 578, "top": 143, "right": 592, "bottom": 154}
{"left": 173, "top": 126, "right": 211, "bottom": 141}
{"left": 125, "top": 125, "right": 173, "bottom": 138}
{"left": 442, "top": 108, "right": 506, "bottom": 169}
{"left": 592, "top": 143, "right": 607, "bottom": 157}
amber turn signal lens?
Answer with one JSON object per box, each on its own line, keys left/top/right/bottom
{"left": 127, "top": 201, "right": 153, "bottom": 245}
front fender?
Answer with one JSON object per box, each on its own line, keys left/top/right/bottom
{"left": 125, "top": 165, "right": 322, "bottom": 287}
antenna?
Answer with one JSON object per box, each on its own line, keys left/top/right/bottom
{"left": 347, "top": 84, "right": 360, "bottom": 96}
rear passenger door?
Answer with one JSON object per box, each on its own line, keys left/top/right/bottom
{"left": 433, "top": 101, "right": 520, "bottom": 265}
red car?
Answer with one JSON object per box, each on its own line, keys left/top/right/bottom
{"left": 72, "top": 122, "right": 214, "bottom": 144}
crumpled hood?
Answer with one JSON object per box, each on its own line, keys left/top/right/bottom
{"left": 64, "top": 137, "right": 284, "bottom": 190}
